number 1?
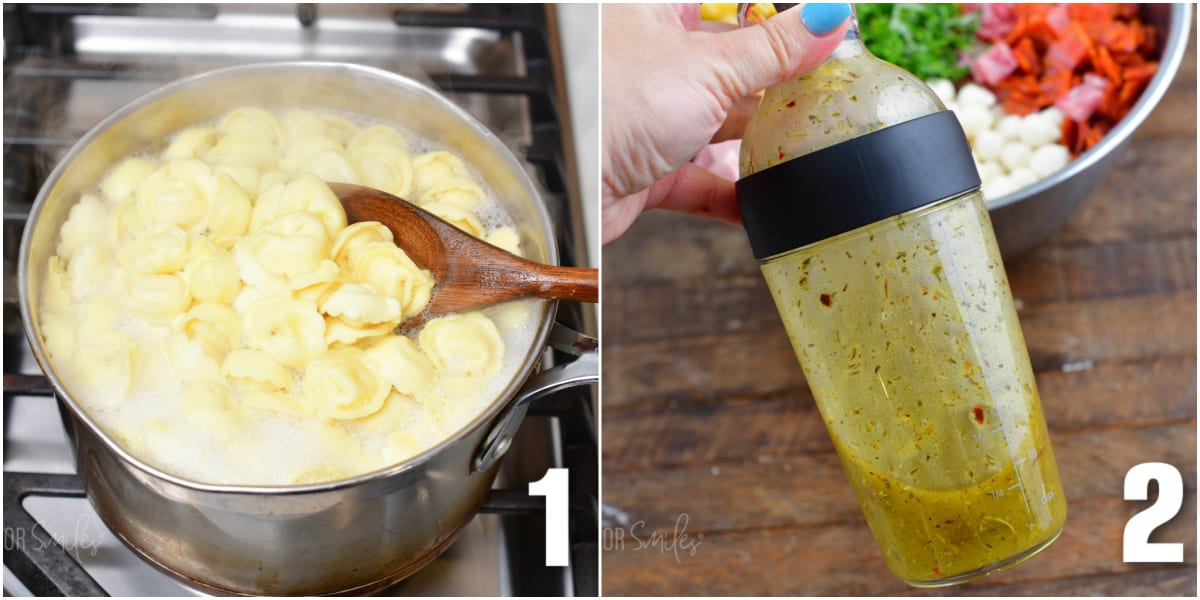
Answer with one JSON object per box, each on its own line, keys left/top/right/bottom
{"left": 529, "top": 468, "right": 570, "bottom": 567}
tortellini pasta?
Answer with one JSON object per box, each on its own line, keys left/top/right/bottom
{"left": 58, "top": 194, "right": 110, "bottom": 261}
{"left": 241, "top": 390, "right": 312, "bottom": 418}
{"left": 42, "top": 257, "right": 72, "bottom": 314}
{"left": 301, "top": 348, "right": 390, "bottom": 420}
{"left": 66, "top": 240, "right": 113, "bottom": 298}
{"left": 177, "top": 303, "right": 242, "bottom": 362}
{"left": 361, "top": 335, "right": 436, "bottom": 396}
{"left": 419, "top": 313, "right": 504, "bottom": 379}
{"left": 222, "top": 348, "right": 293, "bottom": 391}
{"left": 412, "top": 151, "right": 470, "bottom": 193}
{"left": 348, "top": 126, "right": 414, "bottom": 198}
{"left": 421, "top": 201, "right": 485, "bottom": 238}
{"left": 234, "top": 211, "right": 330, "bottom": 289}
{"left": 122, "top": 273, "right": 191, "bottom": 322}
{"left": 486, "top": 226, "right": 523, "bottom": 257}
{"left": 319, "top": 282, "right": 402, "bottom": 328}
{"left": 241, "top": 297, "right": 327, "bottom": 369}
{"left": 205, "top": 175, "right": 252, "bottom": 247}
{"left": 324, "top": 315, "right": 396, "bottom": 346}
{"left": 331, "top": 222, "right": 393, "bottom": 269}
{"left": 117, "top": 226, "right": 190, "bottom": 274}
{"left": 41, "top": 105, "right": 535, "bottom": 486}
{"left": 350, "top": 242, "right": 434, "bottom": 320}
{"left": 101, "top": 157, "right": 158, "bottom": 203}
{"left": 163, "top": 127, "right": 217, "bottom": 161}
{"left": 136, "top": 159, "right": 214, "bottom": 231}
{"left": 250, "top": 174, "right": 347, "bottom": 238}
{"left": 185, "top": 238, "right": 241, "bottom": 304}
{"left": 281, "top": 109, "right": 328, "bottom": 140}
{"left": 110, "top": 196, "right": 151, "bottom": 244}
{"left": 419, "top": 178, "right": 487, "bottom": 212}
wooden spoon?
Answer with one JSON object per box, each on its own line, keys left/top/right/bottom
{"left": 329, "top": 182, "right": 598, "bottom": 326}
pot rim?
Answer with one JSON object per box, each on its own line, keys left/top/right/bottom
{"left": 18, "top": 60, "right": 559, "bottom": 495}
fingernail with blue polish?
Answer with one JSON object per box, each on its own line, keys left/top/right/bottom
{"left": 801, "top": 3, "right": 851, "bottom": 36}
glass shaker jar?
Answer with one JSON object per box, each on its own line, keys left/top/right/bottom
{"left": 736, "top": 4, "right": 1067, "bottom": 587}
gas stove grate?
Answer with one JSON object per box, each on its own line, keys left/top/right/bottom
{"left": 3, "top": 3, "right": 596, "bottom": 596}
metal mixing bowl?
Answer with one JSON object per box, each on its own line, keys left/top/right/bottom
{"left": 986, "top": 3, "right": 1192, "bottom": 257}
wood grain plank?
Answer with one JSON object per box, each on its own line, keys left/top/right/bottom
{"left": 602, "top": 291, "right": 1196, "bottom": 411}
{"left": 602, "top": 423, "right": 1196, "bottom": 535}
{"left": 1137, "top": 85, "right": 1197, "bottom": 139}
{"left": 602, "top": 356, "right": 1195, "bottom": 470}
{"left": 603, "top": 237, "right": 1195, "bottom": 344}
{"left": 1021, "top": 291, "right": 1195, "bottom": 370}
{"left": 600, "top": 496, "right": 1196, "bottom": 596}
{"left": 601, "top": 210, "right": 754, "bottom": 286}
{"left": 1051, "top": 137, "right": 1197, "bottom": 245}
{"left": 1136, "top": 19, "right": 1197, "bottom": 140}
{"left": 905, "top": 568, "right": 1196, "bottom": 596}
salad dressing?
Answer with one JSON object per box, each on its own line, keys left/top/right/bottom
{"left": 736, "top": 4, "right": 1066, "bottom": 586}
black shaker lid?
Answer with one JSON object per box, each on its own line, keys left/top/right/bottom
{"left": 736, "top": 111, "right": 981, "bottom": 260}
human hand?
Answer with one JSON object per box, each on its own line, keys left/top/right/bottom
{"left": 601, "top": 3, "right": 851, "bottom": 244}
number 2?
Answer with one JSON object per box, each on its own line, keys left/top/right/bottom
{"left": 1123, "top": 462, "right": 1184, "bottom": 563}
{"left": 529, "top": 468, "right": 570, "bottom": 567}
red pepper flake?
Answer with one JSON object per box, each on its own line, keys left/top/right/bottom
{"left": 819, "top": 293, "right": 832, "bottom": 307}
{"left": 786, "top": 100, "right": 796, "bottom": 107}
{"left": 972, "top": 405, "right": 985, "bottom": 424}
{"left": 778, "top": 150, "right": 786, "bottom": 160}
{"left": 932, "top": 567, "right": 942, "bottom": 575}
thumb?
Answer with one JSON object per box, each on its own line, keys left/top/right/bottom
{"left": 707, "top": 3, "right": 852, "bottom": 99}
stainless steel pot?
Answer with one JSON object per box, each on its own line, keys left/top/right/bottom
{"left": 18, "top": 62, "right": 598, "bottom": 595}
{"left": 988, "top": 3, "right": 1191, "bottom": 257}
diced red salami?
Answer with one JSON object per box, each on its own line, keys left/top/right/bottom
{"left": 975, "top": 3, "right": 1018, "bottom": 42}
{"left": 1044, "top": 32, "right": 1089, "bottom": 72}
{"left": 972, "top": 42, "right": 1020, "bottom": 86}
{"left": 1055, "top": 75, "right": 1111, "bottom": 122}
{"left": 1045, "top": 4, "right": 1071, "bottom": 36}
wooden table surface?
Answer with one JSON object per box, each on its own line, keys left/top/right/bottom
{"left": 599, "top": 28, "right": 1197, "bottom": 597}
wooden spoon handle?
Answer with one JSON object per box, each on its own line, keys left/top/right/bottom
{"left": 522, "top": 265, "right": 599, "bottom": 302}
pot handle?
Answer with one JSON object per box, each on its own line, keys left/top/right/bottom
{"left": 472, "top": 322, "right": 598, "bottom": 473}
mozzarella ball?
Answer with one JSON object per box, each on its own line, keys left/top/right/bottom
{"left": 996, "top": 115, "right": 1022, "bottom": 141}
{"left": 982, "top": 175, "right": 1018, "bottom": 200}
{"left": 1008, "top": 167, "right": 1038, "bottom": 189}
{"left": 957, "top": 83, "right": 997, "bottom": 108}
{"left": 1040, "top": 107, "right": 1065, "bottom": 128}
{"left": 976, "top": 161, "right": 1003, "bottom": 185}
{"left": 957, "top": 105, "right": 995, "bottom": 139}
{"left": 999, "top": 142, "right": 1032, "bottom": 171}
{"left": 1018, "top": 114, "right": 1061, "bottom": 148}
{"left": 1030, "top": 144, "right": 1071, "bottom": 178}
{"left": 973, "top": 130, "right": 1005, "bottom": 161}
{"left": 927, "top": 78, "right": 957, "bottom": 106}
